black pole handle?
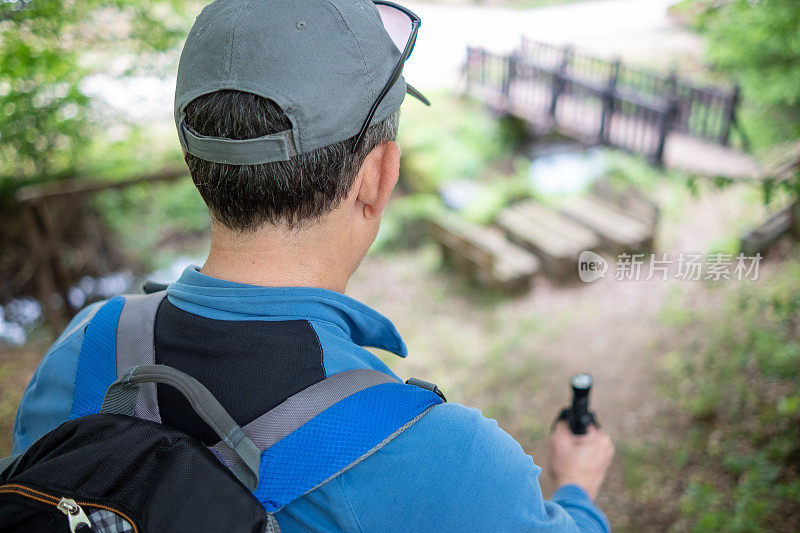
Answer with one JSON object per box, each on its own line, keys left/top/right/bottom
{"left": 554, "top": 373, "right": 598, "bottom": 435}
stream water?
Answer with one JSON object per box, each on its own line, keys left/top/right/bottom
{"left": 528, "top": 144, "right": 607, "bottom": 195}
{"left": 440, "top": 142, "right": 608, "bottom": 211}
{"left": 0, "top": 258, "right": 203, "bottom": 346}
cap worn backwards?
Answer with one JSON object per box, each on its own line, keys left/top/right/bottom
{"left": 174, "top": 0, "right": 413, "bottom": 165}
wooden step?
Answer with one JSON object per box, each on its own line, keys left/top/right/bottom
{"left": 740, "top": 202, "right": 798, "bottom": 256}
{"left": 559, "top": 195, "right": 654, "bottom": 252}
{"left": 497, "top": 200, "right": 600, "bottom": 280}
{"left": 429, "top": 214, "right": 540, "bottom": 292}
{"left": 590, "top": 178, "right": 659, "bottom": 227}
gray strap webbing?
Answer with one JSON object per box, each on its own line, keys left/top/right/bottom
{"left": 115, "top": 292, "right": 167, "bottom": 423}
{"left": 265, "top": 514, "right": 281, "bottom": 533}
{"left": 0, "top": 452, "right": 23, "bottom": 480}
{"left": 60, "top": 302, "right": 103, "bottom": 340}
{"left": 101, "top": 364, "right": 261, "bottom": 491}
{"left": 212, "top": 369, "right": 398, "bottom": 466}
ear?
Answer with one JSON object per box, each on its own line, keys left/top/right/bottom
{"left": 356, "top": 141, "right": 400, "bottom": 220}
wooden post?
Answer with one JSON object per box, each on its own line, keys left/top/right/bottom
{"left": 549, "top": 45, "right": 572, "bottom": 119}
{"left": 652, "top": 98, "right": 677, "bottom": 167}
{"left": 502, "top": 54, "right": 517, "bottom": 103}
{"left": 648, "top": 70, "right": 679, "bottom": 165}
{"left": 598, "top": 59, "right": 621, "bottom": 144}
{"left": 465, "top": 47, "right": 474, "bottom": 93}
{"left": 719, "top": 84, "right": 739, "bottom": 147}
{"left": 520, "top": 36, "right": 530, "bottom": 58}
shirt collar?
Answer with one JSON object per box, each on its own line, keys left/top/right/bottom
{"left": 165, "top": 266, "right": 407, "bottom": 357}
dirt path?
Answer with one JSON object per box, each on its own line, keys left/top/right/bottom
{"left": 348, "top": 246, "right": 672, "bottom": 529}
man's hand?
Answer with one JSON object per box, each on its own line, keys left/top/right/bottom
{"left": 549, "top": 420, "right": 614, "bottom": 501}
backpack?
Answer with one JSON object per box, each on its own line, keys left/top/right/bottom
{"left": 0, "top": 291, "right": 446, "bottom": 532}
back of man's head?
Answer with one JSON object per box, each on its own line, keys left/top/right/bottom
{"left": 174, "top": 0, "right": 428, "bottom": 234}
{"left": 183, "top": 90, "right": 399, "bottom": 232}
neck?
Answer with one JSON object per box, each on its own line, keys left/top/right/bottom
{"left": 200, "top": 219, "right": 354, "bottom": 293}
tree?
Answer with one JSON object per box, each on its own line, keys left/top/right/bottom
{"left": 701, "top": 0, "right": 800, "bottom": 147}
{"left": 0, "top": 0, "right": 190, "bottom": 198}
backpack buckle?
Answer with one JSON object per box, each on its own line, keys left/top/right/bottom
{"left": 405, "top": 378, "right": 447, "bottom": 402}
{"left": 142, "top": 280, "right": 170, "bottom": 294}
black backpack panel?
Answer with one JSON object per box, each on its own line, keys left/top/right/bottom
{"left": 0, "top": 413, "right": 269, "bottom": 532}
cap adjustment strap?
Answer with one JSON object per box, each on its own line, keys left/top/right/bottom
{"left": 179, "top": 120, "right": 298, "bottom": 165}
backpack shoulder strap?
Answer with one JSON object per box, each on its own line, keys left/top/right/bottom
{"left": 70, "top": 291, "right": 166, "bottom": 419}
{"left": 214, "top": 369, "right": 445, "bottom": 513}
{"left": 212, "top": 369, "right": 398, "bottom": 464}
{"left": 114, "top": 291, "right": 167, "bottom": 423}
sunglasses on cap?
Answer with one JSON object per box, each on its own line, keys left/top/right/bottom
{"left": 352, "top": 1, "right": 429, "bottom": 153}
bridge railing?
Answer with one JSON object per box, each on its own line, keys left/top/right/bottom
{"left": 466, "top": 46, "right": 675, "bottom": 164}
{"left": 465, "top": 47, "right": 511, "bottom": 101}
{"left": 519, "top": 37, "right": 740, "bottom": 146}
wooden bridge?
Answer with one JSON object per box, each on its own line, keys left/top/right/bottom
{"left": 465, "top": 38, "right": 760, "bottom": 179}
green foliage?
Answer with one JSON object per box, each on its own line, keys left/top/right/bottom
{"left": 604, "top": 152, "right": 672, "bottom": 193}
{"left": 762, "top": 167, "right": 800, "bottom": 214}
{"left": 459, "top": 157, "right": 532, "bottom": 224}
{"left": 705, "top": 0, "right": 800, "bottom": 110}
{"left": 398, "top": 94, "right": 522, "bottom": 193}
{"left": 657, "top": 252, "right": 800, "bottom": 531}
{"left": 93, "top": 178, "right": 209, "bottom": 270}
{"left": 0, "top": 0, "right": 191, "bottom": 197}
{"left": 83, "top": 126, "right": 208, "bottom": 269}
{"left": 381, "top": 92, "right": 529, "bottom": 252}
{"left": 372, "top": 193, "right": 445, "bottom": 252}
{"left": 686, "top": 0, "right": 800, "bottom": 149}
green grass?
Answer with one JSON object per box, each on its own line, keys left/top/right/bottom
{"left": 624, "top": 248, "right": 800, "bottom": 532}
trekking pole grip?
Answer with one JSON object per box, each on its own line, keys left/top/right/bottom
{"left": 101, "top": 364, "right": 260, "bottom": 491}
{"left": 553, "top": 373, "right": 599, "bottom": 435}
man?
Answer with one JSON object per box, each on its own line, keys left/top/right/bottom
{"left": 12, "top": 0, "right": 614, "bottom": 530}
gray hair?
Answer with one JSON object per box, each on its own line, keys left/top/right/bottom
{"left": 184, "top": 90, "right": 400, "bottom": 231}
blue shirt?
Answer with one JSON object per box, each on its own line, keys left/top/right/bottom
{"left": 13, "top": 266, "right": 610, "bottom": 532}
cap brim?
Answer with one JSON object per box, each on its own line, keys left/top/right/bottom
{"left": 406, "top": 82, "right": 430, "bottom": 106}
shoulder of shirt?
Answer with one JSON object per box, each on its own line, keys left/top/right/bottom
{"left": 393, "top": 400, "right": 539, "bottom": 472}
{"left": 329, "top": 401, "right": 551, "bottom": 532}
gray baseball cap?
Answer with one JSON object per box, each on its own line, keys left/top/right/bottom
{"left": 175, "top": 0, "right": 424, "bottom": 165}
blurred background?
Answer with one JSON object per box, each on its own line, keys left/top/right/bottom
{"left": 1, "top": 0, "right": 799, "bottom": 530}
